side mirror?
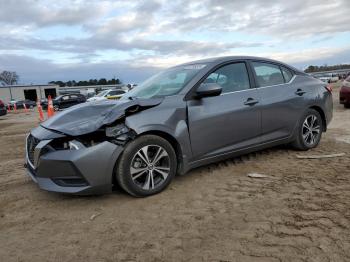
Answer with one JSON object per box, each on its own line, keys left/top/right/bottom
{"left": 196, "top": 83, "right": 222, "bottom": 98}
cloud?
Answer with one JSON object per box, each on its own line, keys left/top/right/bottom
{"left": 162, "top": 0, "right": 350, "bottom": 38}
{"left": 0, "top": 33, "right": 263, "bottom": 57}
{"left": 0, "top": 54, "right": 160, "bottom": 84}
{"left": 0, "top": 0, "right": 109, "bottom": 27}
{"left": 0, "top": 0, "right": 349, "bottom": 83}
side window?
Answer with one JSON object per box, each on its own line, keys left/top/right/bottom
{"left": 252, "top": 62, "right": 284, "bottom": 87}
{"left": 203, "top": 62, "right": 250, "bottom": 93}
{"left": 62, "top": 95, "right": 69, "bottom": 101}
{"left": 70, "top": 95, "right": 78, "bottom": 99}
{"left": 281, "top": 67, "right": 293, "bottom": 82}
{"left": 109, "top": 90, "right": 117, "bottom": 96}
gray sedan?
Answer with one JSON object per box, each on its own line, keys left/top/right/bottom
{"left": 25, "top": 56, "right": 333, "bottom": 197}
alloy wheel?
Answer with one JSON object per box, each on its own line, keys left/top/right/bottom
{"left": 302, "top": 115, "right": 321, "bottom": 146}
{"left": 130, "top": 145, "right": 170, "bottom": 190}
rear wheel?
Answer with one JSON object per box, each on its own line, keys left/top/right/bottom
{"left": 115, "top": 135, "right": 177, "bottom": 197}
{"left": 292, "top": 109, "right": 323, "bottom": 150}
{"left": 344, "top": 103, "right": 350, "bottom": 109}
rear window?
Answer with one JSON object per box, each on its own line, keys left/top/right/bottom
{"left": 252, "top": 62, "right": 284, "bottom": 87}
{"left": 252, "top": 62, "right": 295, "bottom": 87}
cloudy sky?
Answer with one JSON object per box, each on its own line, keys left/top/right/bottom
{"left": 1, "top": 0, "right": 350, "bottom": 84}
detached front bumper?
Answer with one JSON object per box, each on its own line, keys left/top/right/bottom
{"left": 25, "top": 132, "right": 123, "bottom": 195}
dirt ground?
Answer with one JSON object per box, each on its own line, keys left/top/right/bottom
{"left": 1, "top": 85, "right": 350, "bottom": 262}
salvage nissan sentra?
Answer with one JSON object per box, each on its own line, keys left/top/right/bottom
{"left": 25, "top": 56, "right": 333, "bottom": 197}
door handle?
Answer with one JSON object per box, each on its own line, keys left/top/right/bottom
{"left": 244, "top": 98, "right": 259, "bottom": 106}
{"left": 295, "top": 89, "right": 306, "bottom": 96}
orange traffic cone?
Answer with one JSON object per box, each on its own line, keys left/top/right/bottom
{"left": 13, "top": 103, "right": 17, "bottom": 113}
{"left": 7, "top": 104, "right": 11, "bottom": 112}
{"left": 36, "top": 100, "right": 45, "bottom": 122}
{"left": 47, "top": 95, "right": 55, "bottom": 118}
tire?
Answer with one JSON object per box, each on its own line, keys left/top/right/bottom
{"left": 344, "top": 104, "right": 350, "bottom": 109}
{"left": 115, "top": 135, "right": 177, "bottom": 197}
{"left": 292, "top": 109, "right": 323, "bottom": 151}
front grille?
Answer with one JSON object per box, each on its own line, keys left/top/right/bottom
{"left": 27, "top": 134, "right": 40, "bottom": 167}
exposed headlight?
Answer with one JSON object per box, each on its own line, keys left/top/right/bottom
{"left": 105, "top": 124, "right": 129, "bottom": 137}
{"left": 68, "top": 140, "right": 85, "bottom": 150}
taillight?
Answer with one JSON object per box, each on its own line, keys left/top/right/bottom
{"left": 325, "top": 84, "right": 332, "bottom": 93}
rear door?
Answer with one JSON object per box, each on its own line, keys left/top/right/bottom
{"left": 187, "top": 61, "right": 261, "bottom": 161}
{"left": 69, "top": 95, "right": 80, "bottom": 106}
{"left": 249, "top": 61, "right": 304, "bottom": 142}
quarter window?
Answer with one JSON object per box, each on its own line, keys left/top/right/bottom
{"left": 281, "top": 67, "right": 293, "bottom": 82}
{"left": 252, "top": 62, "right": 285, "bottom": 87}
{"left": 204, "top": 62, "right": 250, "bottom": 93}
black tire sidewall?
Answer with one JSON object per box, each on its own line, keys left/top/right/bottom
{"left": 116, "top": 135, "right": 177, "bottom": 197}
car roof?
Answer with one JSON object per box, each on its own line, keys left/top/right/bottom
{"left": 177, "top": 56, "right": 304, "bottom": 74}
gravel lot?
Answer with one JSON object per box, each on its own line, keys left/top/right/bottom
{"left": 1, "top": 85, "right": 350, "bottom": 262}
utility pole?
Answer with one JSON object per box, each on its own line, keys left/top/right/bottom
{"left": 8, "top": 86, "right": 13, "bottom": 100}
{"left": 9, "top": 74, "right": 13, "bottom": 100}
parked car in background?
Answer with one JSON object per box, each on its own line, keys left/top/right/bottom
{"left": 340, "top": 76, "right": 350, "bottom": 108}
{"left": 25, "top": 56, "right": 333, "bottom": 197}
{"left": 0, "top": 99, "right": 7, "bottom": 116}
{"left": 41, "top": 94, "right": 86, "bottom": 110}
{"left": 316, "top": 73, "right": 339, "bottom": 83}
{"left": 87, "top": 89, "right": 126, "bottom": 102}
{"left": 8, "top": 99, "right": 36, "bottom": 109}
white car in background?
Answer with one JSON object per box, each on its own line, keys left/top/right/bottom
{"left": 87, "top": 89, "right": 126, "bottom": 102}
{"left": 316, "top": 73, "right": 339, "bottom": 83}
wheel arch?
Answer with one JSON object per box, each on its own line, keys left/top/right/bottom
{"left": 309, "top": 105, "right": 327, "bottom": 132}
{"left": 138, "top": 130, "right": 184, "bottom": 175}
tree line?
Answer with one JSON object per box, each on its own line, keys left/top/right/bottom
{"left": 304, "top": 64, "right": 350, "bottom": 73}
{"left": 49, "top": 78, "right": 122, "bottom": 87}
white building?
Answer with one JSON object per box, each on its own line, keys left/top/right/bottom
{"left": 0, "top": 84, "right": 59, "bottom": 103}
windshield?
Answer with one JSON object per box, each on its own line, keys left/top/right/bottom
{"left": 123, "top": 64, "right": 206, "bottom": 99}
{"left": 96, "top": 90, "right": 109, "bottom": 97}
{"left": 53, "top": 95, "right": 62, "bottom": 101}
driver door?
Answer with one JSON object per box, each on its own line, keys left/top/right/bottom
{"left": 187, "top": 62, "right": 261, "bottom": 161}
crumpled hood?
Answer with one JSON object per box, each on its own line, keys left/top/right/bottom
{"left": 41, "top": 98, "right": 163, "bottom": 136}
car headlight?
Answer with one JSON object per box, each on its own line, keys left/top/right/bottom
{"left": 105, "top": 124, "right": 129, "bottom": 137}
{"left": 68, "top": 140, "right": 85, "bottom": 150}
{"left": 105, "top": 123, "right": 136, "bottom": 145}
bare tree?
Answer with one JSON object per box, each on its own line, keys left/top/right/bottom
{"left": 0, "top": 71, "right": 19, "bottom": 85}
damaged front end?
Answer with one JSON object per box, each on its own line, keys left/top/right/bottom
{"left": 25, "top": 98, "right": 163, "bottom": 195}
{"left": 105, "top": 123, "right": 136, "bottom": 146}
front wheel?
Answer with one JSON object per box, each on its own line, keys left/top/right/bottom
{"left": 115, "top": 135, "right": 177, "bottom": 197}
{"left": 292, "top": 109, "right": 323, "bottom": 150}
